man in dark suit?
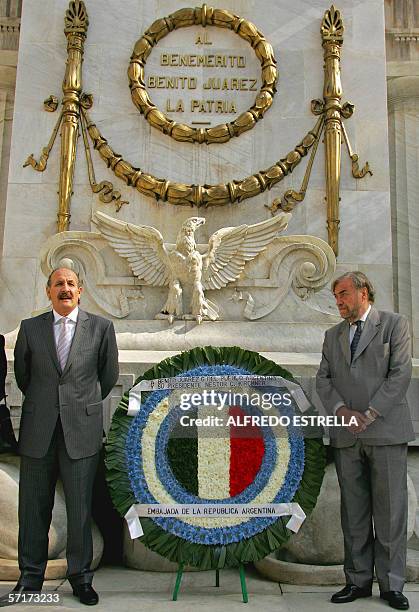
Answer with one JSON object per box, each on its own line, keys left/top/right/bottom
{"left": 316, "top": 271, "right": 414, "bottom": 611}
{"left": 2, "top": 267, "right": 119, "bottom": 607}
{"left": 0, "top": 334, "right": 18, "bottom": 454}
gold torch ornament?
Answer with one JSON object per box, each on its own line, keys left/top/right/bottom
{"left": 320, "top": 5, "right": 344, "bottom": 257}
{"left": 58, "top": 0, "right": 89, "bottom": 233}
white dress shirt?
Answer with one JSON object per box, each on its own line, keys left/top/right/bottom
{"left": 53, "top": 307, "right": 78, "bottom": 347}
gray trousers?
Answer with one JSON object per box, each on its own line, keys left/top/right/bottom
{"left": 18, "top": 419, "right": 99, "bottom": 589}
{"left": 334, "top": 441, "right": 408, "bottom": 592}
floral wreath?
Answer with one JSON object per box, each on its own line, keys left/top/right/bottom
{"left": 105, "top": 346, "right": 326, "bottom": 569}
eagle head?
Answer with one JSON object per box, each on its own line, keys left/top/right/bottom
{"left": 181, "top": 217, "right": 206, "bottom": 236}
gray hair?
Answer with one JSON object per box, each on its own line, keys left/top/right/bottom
{"left": 332, "top": 271, "right": 375, "bottom": 303}
{"left": 46, "top": 267, "right": 82, "bottom": 288}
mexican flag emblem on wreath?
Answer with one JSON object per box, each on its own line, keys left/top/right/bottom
{"left": 105, "top": 346, "right": 326, "bottom": 576}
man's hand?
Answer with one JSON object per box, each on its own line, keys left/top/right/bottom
{"left": 363, "top": 407, "right": 379, "bottom": 424}
{"left": 336, "top": 406, "right": 370, "bottom": 434}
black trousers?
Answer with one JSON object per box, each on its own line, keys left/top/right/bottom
{"left": 18, "top": 418, "right": 99, "bottom": 588}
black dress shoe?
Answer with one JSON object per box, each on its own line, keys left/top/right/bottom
{"left": 380, "top": 591, "right": 409, "bottom": 610}
{"left": 72, "top": 584, "right": 99, "bottom": 606}
{"left": 331, "top": 584, "right": 372, "bottom": 603}
{"left": 0, "top": 583, "right": 41, "bottom": 607}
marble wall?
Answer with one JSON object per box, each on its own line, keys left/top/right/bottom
{"left": 388, "top": 76, "right": 419, "bottom": 356}
{"left": 0, "top": 0, "right": 392, "bottom": 353}
{"left": 385, "top": 0, "right": 419, "bottom": 357}
{"left": 0, "top": 2, "right": 20, "bottom": 317}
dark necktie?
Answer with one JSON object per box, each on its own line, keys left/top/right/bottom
{"left": 350, "top": 320, "right": 362, "bottom": 361}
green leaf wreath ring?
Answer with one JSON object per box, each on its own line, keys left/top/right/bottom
{"left": 105, "top": 346, "right": 326, "bottom": 569}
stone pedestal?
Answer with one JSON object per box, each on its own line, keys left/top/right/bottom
{"left": 254, "top": 464, "right": 418, "bottom": 585}
{"left": 0, "top": 455, "right": 104, "bottom": 580}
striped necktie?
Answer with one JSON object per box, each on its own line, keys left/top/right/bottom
{"left": 350, "top": 320, "right": 363, "bottom": 362}
{"left": 56, "top": 317, "right": 72, "bottom": 371}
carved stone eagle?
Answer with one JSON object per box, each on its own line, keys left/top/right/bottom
{"left": 93, "top": 211, "right": 291, "bottom": 323}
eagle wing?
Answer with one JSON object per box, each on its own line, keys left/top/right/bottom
{"left": 202, "top": 212, "right": 291, "bottom": 290}
{"left": 93, "top": 211, "right": 170, "bottom": 286}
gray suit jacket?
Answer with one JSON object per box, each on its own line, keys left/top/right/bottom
{"left": 14, "top": 309, "right": 119, "bottom": 459}
{"left": 316, "top": 307, "right": 414, "bottom": 447}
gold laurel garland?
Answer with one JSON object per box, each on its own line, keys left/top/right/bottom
{"left": 128, "top": 4, "right": 278, "bottom": 144}
{"left": 83, "top": 108, "right": 323, "bottom": 207}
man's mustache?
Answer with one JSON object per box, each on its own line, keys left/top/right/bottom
{"left": 58, "top": 292, "right": 73, "bottom": 299}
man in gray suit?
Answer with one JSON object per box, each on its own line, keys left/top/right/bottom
{"left": 316, "top": 271, "right": 414, "bottom": 610}
{"left": 2, "top": 267, "right": 118, "bottom": 607}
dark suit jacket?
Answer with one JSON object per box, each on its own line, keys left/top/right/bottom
{"left": 14, "top": 309, "right": 119, "bottom": 459}
{"left": 0, "top": 335, "right": 6, "bottom": 403}
{"left": 316, "top": 307, "right": 414, "bottom": 447}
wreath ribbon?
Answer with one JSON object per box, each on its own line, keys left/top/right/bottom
{"left": 128, "top": 374, "right": 311, "bottom": 416}
{"left": 124, "top": 503, "right": 306, "bottom": 539}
